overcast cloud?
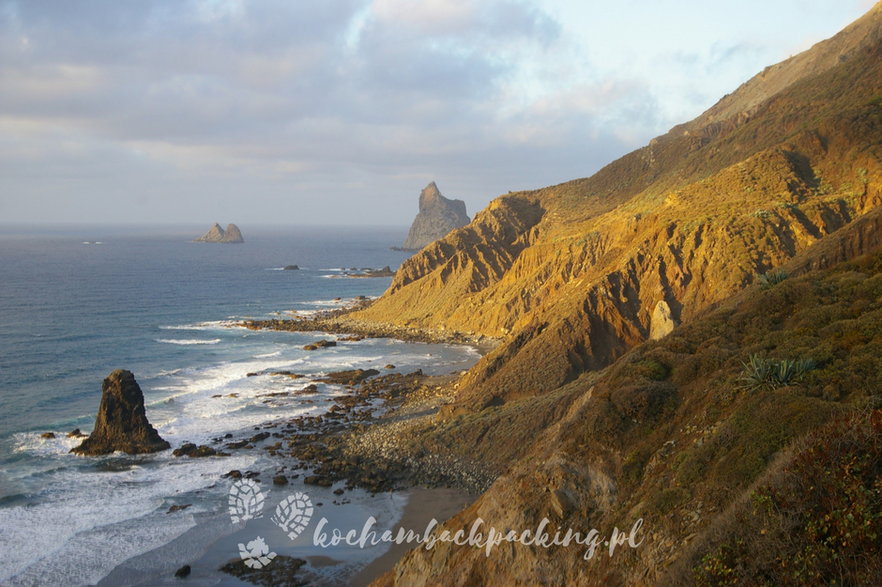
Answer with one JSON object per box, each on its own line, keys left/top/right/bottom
{"left": 0, "top": 0, "right": 873, "bottom": 225}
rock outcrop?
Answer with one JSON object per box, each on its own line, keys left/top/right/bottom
{"left": 401, "top": 182, "right": 470, "bottom": 250}
{"left": 71, "top": 370, "right": 170, "bottom": 455}
{"left": 649, "top": 300, "right": 676, "bottom": 340}
{"left": 194, "top": 223, "right": 244, "bottom": 243}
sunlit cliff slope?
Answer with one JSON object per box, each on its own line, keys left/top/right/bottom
{"left": 352, "top": 2, "right": 882, "bottom": 412}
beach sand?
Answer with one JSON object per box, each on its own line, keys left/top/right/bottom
{"left": 97, "top": 484, "right": 475, "bottom": 586}
{"left": 351, "top": 486, "right": 476, "bottom": 586}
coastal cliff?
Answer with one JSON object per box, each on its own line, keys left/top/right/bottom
{"left": 401, "top": 182, "right": 470, "bottom": 250}
{"left": 352, "top": 3, "right": 882, "bottom": 585}
{"left": 194, "top": 223, "right": 244, "bottom": 243}
{"left": 352, "top": 1, "right": 882, "bottom": 411}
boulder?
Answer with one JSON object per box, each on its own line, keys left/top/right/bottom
{"left": 174, "top": 564, "right": 191, "bottom": 578}
{"left": 71, "top": 370, "right": 170, "bottom": 455}
{"left": 317, "top": 369, "right": 380, "bottom": 385}
{"left": 173, "top": 443, "right": 228, "bottom": 458}
{"left": 304, "top": 475, "right": 333, "bottom": 487}
{"left": 650, "top": 300, "right": 677, "bottom": 340}
{"left": 303, "top": 339, "right": 336, "bottom": 351}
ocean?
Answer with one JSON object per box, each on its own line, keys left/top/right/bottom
{"left": 0, "top": 225, "right": 480, "bottom": 585}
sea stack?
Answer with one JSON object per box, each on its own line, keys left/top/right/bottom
{"left": 194, "top": 223, "right": 245, "bottom": 243}
{"left": 71, "top": 370, "right": 170, "bottom": 456}
{"left": 402, "top": 182, "right": 469, "bottom": 250}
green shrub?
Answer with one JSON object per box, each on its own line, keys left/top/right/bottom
{"left": 692, "top": 412, "right": 882, "bottom": 586}
{"left": 631, "top": 358, "right": 671, "bottom": 381}
{"left": 757, "top": 269, "right": 789, "bottom": 290}
{"left": 739, "top": 354, "right": 817, "bottom": 390}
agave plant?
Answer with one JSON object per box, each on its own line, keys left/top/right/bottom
{"left": 739, "top": 354, "right": 817, "bottom": 390}
{"left": 757, "top": 269, "right": 789, "bottom": 290}
{"left": 739, "top": 354, "right": 774, "bottom": 389}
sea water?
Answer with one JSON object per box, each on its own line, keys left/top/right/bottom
{"left": 0, "top": 225, "right": 479, "bottom": 585}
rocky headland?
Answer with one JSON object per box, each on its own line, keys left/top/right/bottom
{"left": 323, "top": 266, "right": 397, "bottom": 278}
{"left": 194, "top": 223, "right": 244, "bottom": 243}
{"left": 400, "top": 182, "right": 469, "bottom": 250}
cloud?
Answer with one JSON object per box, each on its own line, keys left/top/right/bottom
{"left": 0, "top": 0, "right": 870, "bottom": 225}
{"left": 0, "top": 0, "right": 583, "bottom": 223}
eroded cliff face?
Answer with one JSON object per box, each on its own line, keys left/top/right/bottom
{"left": 376, "top": 207, "right": 882, "bottom": 586}
{"left": 354, "top": 50, "right": 882, "bottom": 408}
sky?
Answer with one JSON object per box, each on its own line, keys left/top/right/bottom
{"left": 0, "top": 0, "right": 875, "bottom": 226}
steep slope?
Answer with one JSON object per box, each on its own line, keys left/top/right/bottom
{"left": 379, "top": 215, "right": 882, "bottom": 586}
{"left": 681, "top": 1, "right": 882, "bottom": 131}
{"left": 351, "top": 2, "right": 882, "bottom": 410}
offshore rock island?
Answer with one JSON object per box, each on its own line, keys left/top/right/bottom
{"left": 194, "top": 223, "right": 244, "bottom": 243}
{"left": 245, "top": 4, "right": 882, "bottom": 585}
{"left": 400, "top": 182, "right": 470, "bottom": 250}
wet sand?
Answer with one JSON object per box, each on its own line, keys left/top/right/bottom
{"left": 351, "top": 487, "right": 477, "bottom": 586}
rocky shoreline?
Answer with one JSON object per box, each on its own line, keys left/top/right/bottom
{"left": 231, "top": 300, "right": 501, "bottom": 488}
{"left": 208, "top": 368, "right": 495, "bottom": 495}
{"left": 242, "top": 300, "right": 500, "bottom": 353}
{"left": 200, "top": 365, "right": 493, "bottom": 584}
{"left": 198, "top": 308, "right": 499, "bottom": 583}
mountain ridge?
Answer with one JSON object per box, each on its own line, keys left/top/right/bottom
{"left": 350, "top": 2, "right": 882, "bottom": 411}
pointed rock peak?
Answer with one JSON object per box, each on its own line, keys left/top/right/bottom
{"left": 71, "top": 370, "right": 170, "bottom": 456}
{"left": 419, "top": 181, "right": 443, "bottom": 209}
{"left": 403, "top": 182, "right": 470, "bottom": 250}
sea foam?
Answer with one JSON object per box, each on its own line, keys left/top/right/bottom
{"left": 154, "top": 338, "right": 222, "bottom": 346}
